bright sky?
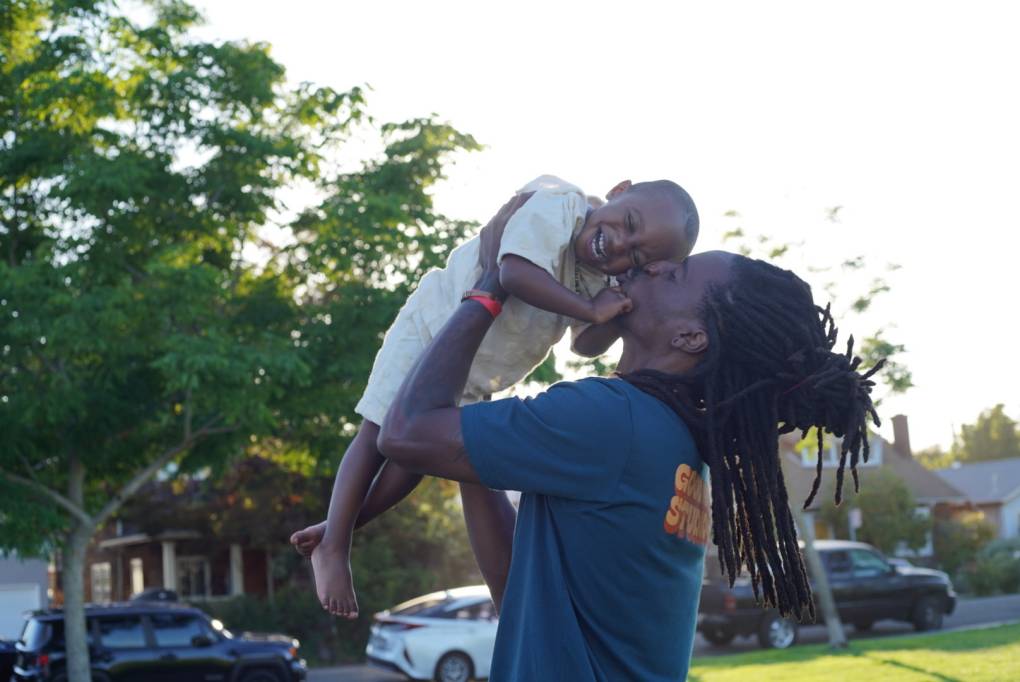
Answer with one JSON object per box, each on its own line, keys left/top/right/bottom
{"left": 192, "top": 0, "right": 1018, "bottom": 451}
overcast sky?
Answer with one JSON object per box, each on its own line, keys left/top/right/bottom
{"left": 190, "top": 0, "right": 1018, "bottom": 451}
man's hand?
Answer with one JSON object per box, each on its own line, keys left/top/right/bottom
{"left": 587, "top": 287, "right": 633, "bottom": 324}
{"left": 477, "top": 192, "right": 534, "bottom": 298}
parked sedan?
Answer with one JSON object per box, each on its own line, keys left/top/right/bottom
{"left": 366, "top": 585, "right": 497, "bottom": 682}
{"left": 698, "top": 540, "right": 957, "bottom": 649}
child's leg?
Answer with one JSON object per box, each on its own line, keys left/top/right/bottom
{"left": 354, "top": 460, "right": 424, "bottom": 529}
{"left": 289, "top": 461, "right": 426, "bottom": 552}
{"left": 310, "top": 419, "right": 385, "bottom": 619}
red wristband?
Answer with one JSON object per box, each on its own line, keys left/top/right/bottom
{"left": 465, "top": 295, "right": 502, "bottom": 318}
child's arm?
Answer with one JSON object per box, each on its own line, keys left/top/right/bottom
{"left": 572, "top": 320, "right": 622, "bottom": 357}
{"left": 500, "top": 254, "right": 630, "bottom": 325}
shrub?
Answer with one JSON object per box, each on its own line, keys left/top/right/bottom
{"left": 933, "top": 512, "right": 996, "bottom": 577}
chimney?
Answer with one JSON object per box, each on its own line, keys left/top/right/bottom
{"left": 892, "top": 414, "right": 912, "bottom": 457}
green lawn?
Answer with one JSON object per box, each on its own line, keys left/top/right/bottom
{"left": 688, "top": 623, "right": 1020, "bottom": 682}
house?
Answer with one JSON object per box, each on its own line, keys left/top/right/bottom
{"left": 781, "top": 414, "right": 966, "bottom": 557}
{"left": 935, "top": 457, "right": 1020, "bottom": 539}
{"left": 70, "top": 456, "right": 311, "bottom": 605}
{"left": 77, "top": 520, "right": 274, "bottom": 604}
{"left": 0, "top": 553, "right": 49, "bottom": 639}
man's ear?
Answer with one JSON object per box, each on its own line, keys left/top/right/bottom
{"left": 671, "top": 321, "right": 709, "bottom": 354}
{"left": 605, "top": 180, "right": 632, "bottom": 201}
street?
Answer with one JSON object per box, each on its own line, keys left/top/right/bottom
{"left": 307, "top": 594, "right": 1020, "bottom": 681}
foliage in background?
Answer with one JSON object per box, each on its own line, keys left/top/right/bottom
{"left": 817, "top": 468, "right": 930, "bottom": 555}
{"left": 916, "top": 404, "right": 1019, "bottom": 470}
{"left": 932, "top": 511, "right": 996, "bottom": 578}
{"left": 720, "top": 213, "right": 912, "bottom": 398}
{"left": 0, "top": 0, "right": 478, "bottom": 678}
{"left": 960, "top": 537, "right": 1020, "bottom": 596}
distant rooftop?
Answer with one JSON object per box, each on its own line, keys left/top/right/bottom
{"left": 935, "top": 457, "right": 1020, "bottom": 504}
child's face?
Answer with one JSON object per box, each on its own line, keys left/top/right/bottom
{"left": 573, "top": 182, "right": 692, "bottom": 276}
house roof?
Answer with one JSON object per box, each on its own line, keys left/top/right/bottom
{"left": 934, "top": 457, "right": 1020, "bottom": 504}
{"left": 780, "top": 436, "right": 966, "bottom": 510}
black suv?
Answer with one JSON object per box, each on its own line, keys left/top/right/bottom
{"left": 698, "top": 540, "right": 957, "bottom": 649}
{"left": 11, "top": 601, "right": 306, "bottom": 682}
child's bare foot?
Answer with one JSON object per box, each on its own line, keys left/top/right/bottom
{"left": 310, "top": 540, "right": 359, "bottom": 619}
{"left": 290, "top": 521, "right": 326, "bottom": 558}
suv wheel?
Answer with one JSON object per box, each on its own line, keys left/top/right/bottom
{"left": 702, "top": 626, "right": 736, "bottom": 647}
{"left": 912, "top": 595, "right": 945, "bottom": 631}
{"left": 239, "top": 668, "right": 283, "bottom": 682}
{"left": 757, "top": 612, "right": 798, "bottom": 649}
{"left": 435, "top": 651, "right": 473, "bottom": 682}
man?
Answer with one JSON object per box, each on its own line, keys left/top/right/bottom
{"left": 377, "top": 196, "right": 882, "bottom": 680}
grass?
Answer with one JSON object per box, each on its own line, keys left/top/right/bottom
{"left": 687, "top": 623, "right": 1020, "bottom": 682}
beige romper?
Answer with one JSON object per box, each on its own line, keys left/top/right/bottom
{"left": 354, "top": 175, "right": 607, "bottom": 425}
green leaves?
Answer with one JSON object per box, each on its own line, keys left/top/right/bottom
{"left": 0, "top": 0, "right": 479, "bottom": 547}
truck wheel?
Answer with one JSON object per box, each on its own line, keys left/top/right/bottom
{"left": 757, "top": 612, "right": 798, "bottom": 649}
{"left": 912, "top": 595, "right": 945, "bottom": 631}
{"left": 702, "top": 626, "right": 736, "bottom": 646}
{"left": 435, "top": 651, "right": 473, "bottom": 682}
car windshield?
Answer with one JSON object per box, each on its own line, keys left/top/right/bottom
{"left": 18, "top": 619, "right": 49, "bottom": 650}
{"left": 210, "top": 618, "right": 233, "bottom": 639}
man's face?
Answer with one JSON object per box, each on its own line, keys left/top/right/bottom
{"left": 573, "top": 188, "right": 690, "bottom": 276}
{"left": 616, "top": 252, "right": 734, "bottom": 351}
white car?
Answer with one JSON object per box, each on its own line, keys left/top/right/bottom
{"left": 366, "top": 585, "right": 498, "bottom": 682}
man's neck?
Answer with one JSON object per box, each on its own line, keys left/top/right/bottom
{"left": 616, "top": 336, "right": 699, "bottom": 376}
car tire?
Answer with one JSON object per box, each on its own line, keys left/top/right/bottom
{"left": 757, "top": 612, "right": 798, "bottom": 649}
{"left": 853, "top": 620, "right": 874, "bottom": 632}
{"left": 912, "top": 595, "right": 945, "bottom": 631}
{"left": 702, "top": 626, "right": 736, "bottom": 647}
{"left": 435, "top": 651, "right": 474, "bottom": 682}
{"left": 239, "top": 668, "right": 284, "bottom": 682}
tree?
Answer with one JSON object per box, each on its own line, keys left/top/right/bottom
{"left": 952, "top": 404, "right": 1020, "bottom": 463}
{"left": 819, "top": 469, "right": 931, "bottom": 555}
{"left": 915, "top": 445, "right": 955, "bottom": 471}
{"left": 933, "top": 511, "right": 995, "bottom": 577}
{"left": 0, "top": 2, "right": 477, "bottom": 679}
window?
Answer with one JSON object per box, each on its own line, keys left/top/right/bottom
{"left": 96, "top": 616, "right": 146, "bottom": 649}
{"left": 19, "top": 619, "right": 51, "bottom": 651}
{"left": 150, "top": 613, "right": 208, "bottom": 648}
{"left": 823, "top": 550, "right": 852, "bottom": 577}
{"left": 850, "top": 549, "right": 890, "bottom": 578}
{"left": 90, "top": 562, "right": 112, "bottom": 603}
{"left": 175, "top": 556, "right": 210, "bottom": 598}
{"left": 130, "top": 558, "right": 144, "bottom": 596}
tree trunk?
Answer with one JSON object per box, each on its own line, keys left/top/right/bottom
{"left": 63, "top": 524, "right": 94, "bottom": 682}
{"left": 64, "top": 451, "right": 94, "bottom": 682}
{"left": 794, "top": 507, "right": 847, "bottom": 649}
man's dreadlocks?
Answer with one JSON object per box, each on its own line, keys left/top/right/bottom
{"left": 622, "top": 256, "right": 883, "bottom": 620}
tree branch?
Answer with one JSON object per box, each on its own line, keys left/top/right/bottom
{"left": 93, "top": 416, "right": 239, "bottom": 527}
{"left": 0, "top": 469, "right": 93, "bottom": 527}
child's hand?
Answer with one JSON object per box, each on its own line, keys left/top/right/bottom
{"left": 587, "top": 287, "right": 633, "bottom": 324}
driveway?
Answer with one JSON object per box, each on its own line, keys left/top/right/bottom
{"left": 307, "top": 594, "right": 1020, "bottom": 681}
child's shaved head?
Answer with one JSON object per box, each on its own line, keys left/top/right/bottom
{"left": 627, "top": 180, "right": 700, "bottom": 260}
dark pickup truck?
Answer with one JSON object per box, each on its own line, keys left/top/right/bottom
{"left": 698, "top": 540, "right": 957, "bottom": 649}
{"left": 10, "top": 601, "right": 306, "bottom": 682}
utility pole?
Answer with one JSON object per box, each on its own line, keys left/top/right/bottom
{"left": 794, "top": 507, "right": 847, "bottom": 649}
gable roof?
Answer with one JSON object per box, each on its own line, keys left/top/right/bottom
{"left": 934, "top": 457, "right": 1020, "bottom": 504}
{"left": 780, "top": 435, "right": 966, "bottom": 510}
